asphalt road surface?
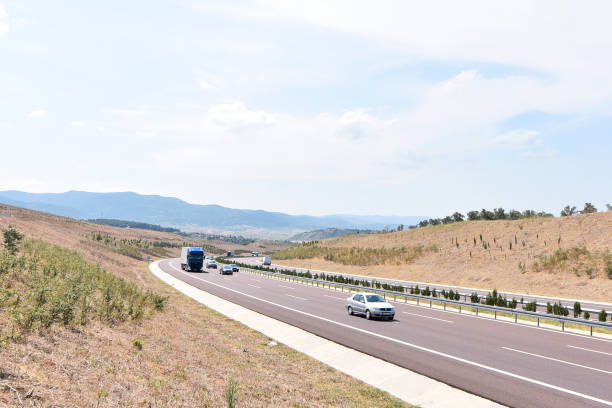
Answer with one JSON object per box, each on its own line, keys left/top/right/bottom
{"left": 159, "top": 259, "right": 612, "bottom": 408}
{"left": 235, "top": 257, "right": 611, "bottom": 313}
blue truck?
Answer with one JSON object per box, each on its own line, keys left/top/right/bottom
{"left": 180, "top": 247, "right": 204, "bottom": 271}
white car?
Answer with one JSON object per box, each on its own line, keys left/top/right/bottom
{"left": 206, "top": 260, "right": 217, "bottom": 269}
{"left": 346, "top": 293, "right": 395, "bottom": 320}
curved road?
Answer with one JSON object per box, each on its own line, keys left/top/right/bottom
{"left": 159, "top": 258, "right": 612, "bottom": 408}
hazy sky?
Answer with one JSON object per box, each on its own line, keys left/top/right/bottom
{"left": 1, "top": 1, "right": 612, "bottom": 217}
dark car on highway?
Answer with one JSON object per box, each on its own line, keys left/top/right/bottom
{"left": 220, "top": 265, "right": 234, "bottom": 275}
{"left": 229, "top": 264, "right": 239, "bottom": 272}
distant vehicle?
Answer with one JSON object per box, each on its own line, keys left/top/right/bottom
{"left": 206, "top": 259, "right": 217, "bottom": 269}
{"left": 263, "top": 256, "right": 271, "bottom": 265}
{"left": 346, "top": 293, "right": 395, "bottom": 320}
{"left": 229, "top": 264, "right": 239, "bottom": 272}
{"left": 206, "top": 255, "right": 215, "bottom": 260}
{"left": 251, "top": 251, "right": 259, "bottom": 256}
{"left": 220, "top": 265, "right": 234, "bottom": 275}
{"left": 227, "top": 250, "right": 234, "bottom": 257}
{"left": 180, "top": 247, "right": 204, "bottom": 272}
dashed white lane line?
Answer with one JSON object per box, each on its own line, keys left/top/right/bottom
{"left": 248, "top": 284, "right": 261, "bottom": 289}
{"left": 286, "top": 294, "right": 308, "bottom": 301}
{"left": 166, "top": 261, "right": 612, "bottom": 407}
{"left": 502, "top": 347, "right": 612, "bottom": 375}
{"left": 279, "top": 285, "right": 295, "bottom": 290}
{"left": 402, "top": 312, "right": 453, "bottom": 323}
{"left": 324, "top": 295, "right": 345, "bottom": 300}
{"left": 567, "top": 345, "right": 612, "bottom": 357}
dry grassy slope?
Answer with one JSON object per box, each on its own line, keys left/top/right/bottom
{"left": 276, "top": 212, "right": 612, "bottom": 301}
{"left": 0, "top": 204, "right": 408, "bottom": 408}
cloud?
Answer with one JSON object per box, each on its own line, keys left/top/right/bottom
{"left": 28, "top": 109, "right": 47, "bottom": 119}
{"left": 69, "top": 121, "right": 87, "bottom": 127}
{"left": 208, "top": 101, "right": 275, "bottom": 130}
{"left": 494, "top": 130, "right": 541, "bottom": 146}
{"left": 0, "top": 4, "right": 8, "bottom": 37}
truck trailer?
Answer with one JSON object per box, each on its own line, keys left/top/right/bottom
{"left": 181, "top": 247, "right": 204, "bottom": 271}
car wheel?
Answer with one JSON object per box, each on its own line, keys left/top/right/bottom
{"left": 365, "top": 310, "right": 372, "bottom": 320}
{"left": 347, "top": 306, "right": 353, "bottom": 315}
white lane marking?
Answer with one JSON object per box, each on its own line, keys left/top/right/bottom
{"left": 568, "top": 345, "right": 612, "bottom": 357}
{"left": 402, "top": 311, "right": 453, "bottom": 323}
{"left": 165, "top": 261, "right": 612, "bottom": 407}
{"left": 324, "top": 295, "right": 345, "bottom": 300}
{"left": 279, "top": 285, "right": 295, "bottom": 290}
{"left": 286, "top": 294, "right": 308, "bottom": 301}
{"left": 248, "top": 284, "right": 261, "bottom": 289}
{"left": 502, "top": 347, "right": 612, "bottom": 375}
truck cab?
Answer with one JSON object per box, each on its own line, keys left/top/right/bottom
{"left": 181, "top": 247, "right": 204, "bottom": 272}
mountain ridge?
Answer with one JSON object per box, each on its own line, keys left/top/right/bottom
{"left": 0, "top": 190, "right": 426, "bottom": 237}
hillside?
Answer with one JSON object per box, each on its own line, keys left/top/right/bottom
{"left": 0, "top": 204, "right": 405, "bottom": 407}
{"left": 0, "top": 190, "right": 425, "bottom": 237}
{"left": 274, "top": 212, "right": 612, "bottom": 301}
{"left": 289, "top": 228, "right": 371, "bottom": 242}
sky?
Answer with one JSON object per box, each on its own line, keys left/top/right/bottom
{"left": 1, "top": 1, "right": 612, "bottom": 217}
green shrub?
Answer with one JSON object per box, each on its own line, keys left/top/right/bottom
{"left": 132, "top": 338, "right": 144, "bottom": 350}
{"left": 546, "top": 302, "right": 553, "bottom": 314}
{"left": 573, "top": 302, "right": 582, "bottom": 318}
{"left": 584, "top": 311, "right": 590, "bottom": 320}
{"left": 225, "top": 376, "right": 239, "bottom": 408}
{"left": 523, "top": 301, "right": 537, "bottom": 312}
{"left": 598, "top": 309, "right": 608, "bottom": 322}
{"left": 470, "top": 292, "right": 480, "bottom": 303}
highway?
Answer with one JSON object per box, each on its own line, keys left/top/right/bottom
{"left": 235, "top": 257, "right": 612, "bottom": 314}
{"left": 159, "top": 258, "right": 612, "bottom": 408}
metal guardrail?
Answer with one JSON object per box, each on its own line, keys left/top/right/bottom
{"left": 234, "top": 260, "right": 609, "bottom": 315}
{"left": 218, "top": 260, "right": 612, "bottom": 337}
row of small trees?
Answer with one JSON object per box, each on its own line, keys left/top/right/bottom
{"left": 413, "top": 208, "right": 553, "bottom": 229}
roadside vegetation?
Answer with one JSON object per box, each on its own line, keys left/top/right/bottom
{"left": 0, "top": 228, "right": 167, "bottom": 342}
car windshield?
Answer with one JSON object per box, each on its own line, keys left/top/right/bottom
{"left": 365, "top": 295, "right": 385, "bottom": 302}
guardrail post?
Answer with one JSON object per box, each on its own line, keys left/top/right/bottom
{"left": 515, "top": 313, "right": 517, "bottom": 323}
{"left": 476, "top": 307, "right": 478, "bottom": 316}
{"left": 430, "top": 300, "right": 432, "bottom": 308}
{"left": 444, "top": 302, "right": 446, "bottom": 311}
{"left": 590, "top": 326, "right": 593, "bottom": 336}
{"left": 459, "top": 305, "right": 462, "bottom": 313}
{"left": 417, "top": 297, "right": 419, "bottom": 306}
{"left": 562, "top": 321, "right": 565, "bottom": 332}
{"left": 537, "top": 317, "right": 540, "bottom": 327}
{"left": 494, "top": 310, "right": 497, "bottom": 320}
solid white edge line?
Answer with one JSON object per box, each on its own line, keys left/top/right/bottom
{"left": 248, "top": 284, "right": 261, "bottom": 289}
{"left": 501, "top": 347, "right": 612, "bottom": 375}
{"left": 167, "top": 260, "right": 612, "bottom": 407}
{"left": 567, "top": 345, "right": 612, "bottom": 357}
{"left": 402, "top": 311, "right": 453, "bottom": 323}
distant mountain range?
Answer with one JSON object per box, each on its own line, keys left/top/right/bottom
{"left": 0, "top": 190, "right": 426, "bottom": 238}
